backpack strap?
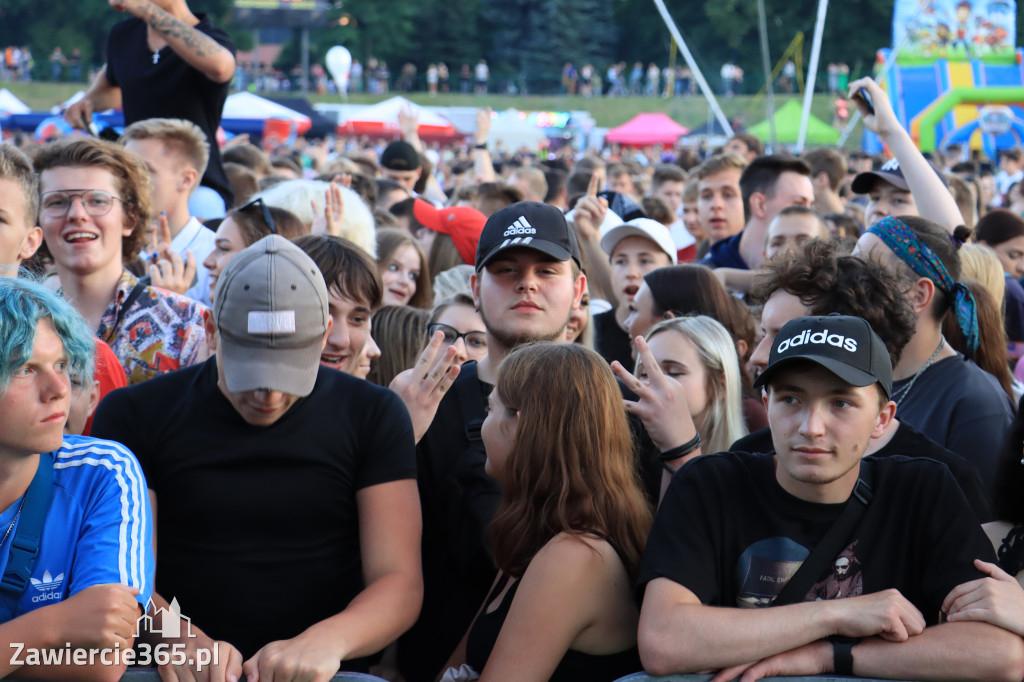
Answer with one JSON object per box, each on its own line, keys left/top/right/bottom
{"left": 773, "top": 459, "right": 874, "bottom": 607}
{"left": 0, "top": 453, "right": 55, "bottom": 599}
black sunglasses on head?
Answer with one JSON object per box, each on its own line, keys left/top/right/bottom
{"left": 241, "top": 197, "right": 277, "bottom": 235}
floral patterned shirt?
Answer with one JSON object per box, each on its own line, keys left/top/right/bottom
{"left": 95, "top": 270, "right": 208, "bottom": 385}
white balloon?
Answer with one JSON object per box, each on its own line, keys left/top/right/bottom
{"left": 326, "top": 46, "right": 352, "bottom": 94}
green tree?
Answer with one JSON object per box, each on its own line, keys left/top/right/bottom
{"left": 481, "top": 0, "right": 618, "bottom": 93}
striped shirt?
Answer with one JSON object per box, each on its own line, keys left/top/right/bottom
{"left": 0, "top": 436, "right": 154, "bottom": 620}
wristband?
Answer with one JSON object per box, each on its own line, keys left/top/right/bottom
{"left": 830, "top": 636, "right": 857, "bottom": 676}
{"left": 658, "top": 433, "right": 701, "bottom": 462}
{"left": 474, "top": 143, "right": 488, "bottom": 150}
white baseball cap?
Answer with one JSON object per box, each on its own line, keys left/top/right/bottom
{"left": 600, "top": 218, "right": 678, "bottom": 264}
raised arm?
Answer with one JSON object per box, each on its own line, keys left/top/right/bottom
{"left": 242, "top": 479, "right": 423, "bottom": 680}
{"left": 64, "top": 65, "right": 122, "bottom": 130}
{"left": 111, "top": 0, "right": 235, "bottom": 83}
{"left": 849, "top": 77, "right": 964, "bottom": 232}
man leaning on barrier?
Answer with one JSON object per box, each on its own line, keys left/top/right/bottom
{"left": 637, "top": 314, "right": 1024, "bottom": 681}
{"left": 0, "top": 277, "right": 153, "bottom": 681}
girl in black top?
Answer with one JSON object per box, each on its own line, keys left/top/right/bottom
{"left": 441, "top": 343, "right": 651, "bottom": 681}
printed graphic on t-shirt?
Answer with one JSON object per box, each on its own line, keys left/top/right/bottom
{"left": 806, "top": 540, "right": 864, "bottom": 601}
{"left": 735, "top": 537, "right": 809, "bottom": 607}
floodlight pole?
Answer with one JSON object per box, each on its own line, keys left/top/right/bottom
{"left": 651, "top": 0, "right": 734, "bottom": 137}
{"left": 797, "top": 0, "right": 828, "bottom": 151}
{"left": 757, "top": 0, "right": 777, "bottom": 151}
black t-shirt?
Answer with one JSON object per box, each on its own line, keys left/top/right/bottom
{"left": 92, "top": 359, "right": 415, "bottom": 661}
{"left": 730, "top": 422, "right": 992, "bottom": 522}
{"left": 105, "top": 15, "right": 235, "bottom": 206}
{"left": 639, "top": 452, "right": 993, "bottom": 623}
{"left": 398, "top": 361, "right": 501, "bottom": 682}
{"left": 893, "top": 354, "right": 1014, "bottom": 490}
{"left": 593, "top": 309, "right": 633, "bottom": 370}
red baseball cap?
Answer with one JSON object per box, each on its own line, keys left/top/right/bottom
{"left": 413, "top": 199, "right": 486, "bottom": 266}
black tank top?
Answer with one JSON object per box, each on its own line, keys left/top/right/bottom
{"left": 464, "top": 535, "right": 642, "bottom": 680}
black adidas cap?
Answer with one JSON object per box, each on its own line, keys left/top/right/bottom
{"left": 753, "top": 314, "right": 893, "bottom": 398}
{"left": 380, "top": 140, "right": 421, "bottom": 171}
{"left": 475, "top": 201, "right": 582, "bottom": 272}
{"left": 851, "top": 157, "right": 947, "bottom": 194}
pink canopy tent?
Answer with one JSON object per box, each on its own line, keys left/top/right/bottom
{"left": 605, "top": 113, "right": 689, "bottom": 147}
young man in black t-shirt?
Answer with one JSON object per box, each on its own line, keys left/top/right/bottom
{"left": 64, "top": 0, "right": 235, "bottom": 207}
{"left": 736, "top": 239, "right": 991, "bottom": 520}
{"left": 393, "top": 201, "right": 587, "bottom": 680}
{"left": 93, "top": 236, "right": 421, "bottom": 680}
{"left": 638, "top": 315, "right": 1023, "bottom": 680}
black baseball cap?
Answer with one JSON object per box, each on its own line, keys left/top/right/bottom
{"left": 753, "top": 314, "right": 893, "bottom": 398}
{"left": 851, "top": 157, "right": 946, "bottom": 194}
{"left": 475, "top": 201, "right": 582, "bottom": 272}
{"left": 381, "top": 140, "right": 421, "bottom": 171}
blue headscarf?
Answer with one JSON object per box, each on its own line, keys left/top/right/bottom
{"left": 866, "top": 216, "right": 978, "bottom": 356}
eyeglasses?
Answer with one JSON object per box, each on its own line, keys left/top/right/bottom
{"left": 240, "top": 197, "right": 276, "bottom": 235}
{"left": 427, "top": 323, "right": 487, "bottom": 350}
{"left": 41, "top": 190, "right": 122, "bottom": 218}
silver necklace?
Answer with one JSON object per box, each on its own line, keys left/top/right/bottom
{"left": 891, "top": 337, "right": 945, "bottom": 406}
{"left": 0, "top": 496, "right": 26, "bottom": 547}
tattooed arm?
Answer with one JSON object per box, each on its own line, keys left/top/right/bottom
{"left": 110, "top": 0, "right": 236, "bottom": 83}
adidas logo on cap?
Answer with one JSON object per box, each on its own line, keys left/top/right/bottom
{"left": 776, "top": 328, "right": 858, "bottom": 354}
{"left": 503, "top": 216, "right": 536, "bottom": 237}
{"left": 880, "top": 158, "right": 900, "bottom": 172}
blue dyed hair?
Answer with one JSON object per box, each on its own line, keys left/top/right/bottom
{"left": 0, "top": 277, "right": 95, "bottom": 396}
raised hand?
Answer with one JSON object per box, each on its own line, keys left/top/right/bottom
{"left": 572, "top": 172, "right": 608, "bottom": 242}
{"left": 310, "top": 181, "right": 345, "bottom": 236}
{"left": 848, "top": 77, "right": 899, "bottom": 138}
{"left": 611, "top": 336, "right": 698, "bottom": 457}
{"left": 389, "top": 331, "right": 461, "bottom": 443}
{"left": 147, "top": 212, "right": 196, "bottom": 296}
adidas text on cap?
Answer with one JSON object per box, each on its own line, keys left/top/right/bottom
{"left": 753, "top": 314, "right": 893, "bottom": 398}
{"left": 213, "top": 235, "right": 330, "bottom": 397}
{"left": 475, "top": 201, "right": 582, "bottom": 272}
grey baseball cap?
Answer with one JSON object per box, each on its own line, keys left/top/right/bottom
{"left": 213, "top": 235, "right": 329, "bottom": 397}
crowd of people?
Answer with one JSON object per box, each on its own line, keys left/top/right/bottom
{"left": 5, "top": 2, "right": 1024, "bottom": 681}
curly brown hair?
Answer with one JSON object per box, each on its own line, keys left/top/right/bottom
{"left": 752, "top": 239, "right": 916, "bottom": 365}
{"left": 34, "top": 137, "right": 152, "bottom": 263}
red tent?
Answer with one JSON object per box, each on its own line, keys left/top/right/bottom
{"left": 605, "top": 113, "right": 689, "bottom": 147}
{"left": 338, "top": 96, "right": 460, "bottom": 141}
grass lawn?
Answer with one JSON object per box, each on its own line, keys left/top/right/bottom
{"left": 3, "top": 81, "right": 854, "bottom": 142}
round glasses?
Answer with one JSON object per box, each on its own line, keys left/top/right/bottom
{"left": 41, "top": 190, "right": 123, "bottom": 218}
{"left": 427, "top": 323, "right": 487, "bottom": 350}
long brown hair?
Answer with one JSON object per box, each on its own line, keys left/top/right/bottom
{"left": 490, "top": 343, "right": 652, "bottom": 580}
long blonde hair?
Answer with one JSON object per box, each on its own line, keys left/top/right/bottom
{"left": 490, "top": 343, "right": 652, "bottom": 580}
{"left": 640, "top": 315, "right": 748, "bottom": 454}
